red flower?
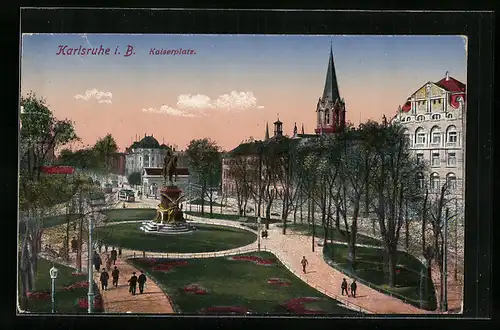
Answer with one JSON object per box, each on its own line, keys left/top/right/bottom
{"left": 75, "top": 296, "right": 103, "bottom": 309}
{"left": 183, "top": 284, "right": 208, "bottom": 295}
{"left": 65, "top": 281, "right": 89, "bottom": 291}
{"left": 282, "top": 297, "right": 323, "bottom": 314}
{"left": 200, "top": 306, "right": 249, "bottom": 314}
{"left": 27, "top": 291, "right": 51, "bottom": 300}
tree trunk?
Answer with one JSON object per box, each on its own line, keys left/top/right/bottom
{"left": 200, "top": 186, "right": 205, "bottom": 216}
{"left": 209, "top": 191, "right": 213, "bottom": 215}
{"left": 311, "top": 202, "right": 315, "bottom": 252}
{"left": 282, "top": 193, "right": 287, "bottom": 235}
{"left": 387, "top": 246, "right": 398, "bottom": 287}
{"left": 335, "top": 203, "right": 341, "bottom": 232}
{"left": 405, "top": 202, "right": 409, "bottom": 251}
{"left": 349, "top": 202, "right": 360, "bottom": 271}
{"left": 265, "top": 202, "right": 271, "bottom": 230}
{"left": 300, "top": 194, "right": 303, "bottom": 224}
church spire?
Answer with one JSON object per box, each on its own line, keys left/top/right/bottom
{"left": 322, "top": 44, "right": 341, "bottom": 103}
{"left": 301, "top": 123, "right": 305, "bottom": 135}
{"left": 265, "top": 122, "right": 270, "bottom": 141}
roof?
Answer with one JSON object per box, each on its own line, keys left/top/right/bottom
{"left": 130, "top": 135, "right": 161, "bottom": 149}
{"left": 143, "top": 167, "right": 189, "bottom": 176}
{"left": 322, "top": 46, "right": 341, "bottom": 103}
{"left": 273, "top": 120, "right": 282, "bottom": 125}
{"left": 435, "top": 76, "right": 466, "bottom": 93}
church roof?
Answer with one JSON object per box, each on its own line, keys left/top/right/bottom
{"left": 130, "top": 135, "right": 161, "bottom": 149}
{"left": 322, "top": 46, "right": 341, "bottom": 103}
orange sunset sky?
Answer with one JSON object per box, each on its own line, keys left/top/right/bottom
{"left": 20, "top": 34, "right": 467, "bottom": 152}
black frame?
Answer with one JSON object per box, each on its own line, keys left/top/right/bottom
{"left": 12, "top": 7, "right": 494, "bottom": 330}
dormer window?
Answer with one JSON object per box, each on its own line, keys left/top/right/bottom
{"left": 416, "top": 115, "right": 425, "bottom": 121}
{"left": 431, "top": 114, "right": 441, "bottom": 120}
{"left": 406, "top": 117, "right": 411, "bottom": 122}
{"left": 446, "top": 113, "right": 453, "bottom": 119}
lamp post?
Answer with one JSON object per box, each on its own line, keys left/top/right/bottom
{"left": 88, "top": 193, "right": 106, "bottom": 314}
{"left": 49, "top": 265, "right": 58, "bottom": 313}
{"left": 257, "top": 217, "right": 261, "bottom": 252}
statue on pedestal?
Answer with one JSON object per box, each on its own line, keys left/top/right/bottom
{"left": 162, "top": 149, "right": 178, "bottom": 186}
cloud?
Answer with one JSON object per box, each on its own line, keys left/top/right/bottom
{"left": 75, "top": 89, "right": 113, "bottom": 104}
{"left": 143, "top": 91, "right": 264, "bottom": 118}
{"left": 142, "top": 105, "right": 195, "bottom": 117}
{"left": 177, "top": 91, "right": 264, "bottom": 110}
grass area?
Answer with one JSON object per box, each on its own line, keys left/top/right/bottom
{"left": 189, "top": 198, "right": 225, "bottom": 207}
{"left": 101, "top": 208, "right": 157, "bottom": 222}
{"left": 184, "top": 211, "right": 282, "bottom": 224}
{"left": 280, "top": 223, "right": 384, "bottom": 247}
{"left": 94, "top": 223, "right": 257, "bottom": 253}
{"left": 21, "top": 257, "right": 103, "bottom": 314}
{"left": 323, "top": 243, "right": 437, "bottom": 311}
{"left": 129, "top": 251, "right": 361, "bottom": 315}
{"left": 19, "top": 214, "right": 82, "bottom": 233}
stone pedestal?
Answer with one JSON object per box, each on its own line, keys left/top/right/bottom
{"left": 160, "top": 185, "right": 183, "bottom": 209}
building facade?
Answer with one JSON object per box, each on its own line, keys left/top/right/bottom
{"left": 125, "top": 135, "right": 170, "bottom": 176}
{"left": 141, "top": 167, "right": 190, "bottom": 197}
{"left": 391, "top": 71, "right": 466, "bottom": 203}
{"left": 222, "top": 45, "right": 346, "bottom": 197}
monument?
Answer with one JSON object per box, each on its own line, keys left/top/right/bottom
{"left": 140, "top": 149, "right": 195, "bottom": 234}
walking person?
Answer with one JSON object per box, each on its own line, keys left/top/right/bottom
{"left": 94, "top": 253, "right": 102, "bottom": 272}
{"left": 301, "top": 256, "right": 308, "bottom": 274}
{"left": 111, "top": 266, "right": 120, "bottom": 288}
{"left": 97, "top": 241, "right": 103, "bottom": 253}
{"left": 105, "top": 244, "right": 109, "bottom": 253}
{"left": 100, "top": 268, "right": 109, "bottom": 291}
{"left": 138, "top": 270, "right": 147, "bottom": 294}
{"left": 71, "top": 237, "right": 78, "bottom": 253}
{"left": 110, "top": 247, "right": 117, "bottom": 265}
{"left": 350, "top": 280, "right": 357, "bottom": 298}
{"left": 105, "top": 254, "right": 112, "bottom": 272}
{"left": 341, "top": 278, "right": 348, "bottom": 296}
{"left": 128, "top": 272, "right": 138, "bottom": 295}
{"left": 118, "top": 247, "right": 122, "bottom": 257}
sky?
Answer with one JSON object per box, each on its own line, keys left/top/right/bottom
{"left": 20, "top": 34, "right": 467, "bottom": 152}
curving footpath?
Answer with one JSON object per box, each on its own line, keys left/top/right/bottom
{"left": 100, "top": 215, "right": 434, "bottom": 314}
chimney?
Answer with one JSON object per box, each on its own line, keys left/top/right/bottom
{"left": 445, "top": 71, "right": 450, "bottom": 81}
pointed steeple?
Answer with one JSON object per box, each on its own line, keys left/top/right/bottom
{"left": 322, "top": 44, "right": 341, "bottom": 103}
{"left": 265, "top": 122, "right": 270, "bottom": 141}
{"left": 301, "top": 123, "right": 305, "bottom": 135}
{"left": 293, "top": 122, "right": 298, "bottom": 136}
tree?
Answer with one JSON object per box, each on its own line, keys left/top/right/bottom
{"left": 18, "top": 92, "right": 79, "bottom": 310}
{"left": 226, "top": 155, "right": 251, "bottom": 216}
{"left": 127, "top": 171, "right": 142, "bottom": 187}
{"left": 186, "top": 138, "right": 222, "bottom": 216}
{"left": 93, "top": 134, "right": 118, "bottom": 173}
{"left": 367, "top": 122, "right": 425, "bottom": 287}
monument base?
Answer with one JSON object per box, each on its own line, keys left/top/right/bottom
{"left": 139, "top": 220, "right": 196, "bottom": 235}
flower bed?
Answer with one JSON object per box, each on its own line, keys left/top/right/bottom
{"left": 267, "top": 278, "right": 291, "bottom": 286}
{"left": 151, "top": 260, "right": 189, "bottom": 272}
{"left": 199, "top": 306, "right": 250, "bottom": 315}
{"left": 183, "top": 284, "right": 208, "bottom": 295}
{"left": 230, "top": 255, "right": 275, "bottom": 266}
{"left": 75, "top": 295, "right": 103, "bottom": 309}
{"left": 27, "top": 291, "right": 51, "bottom": 300}
{"left": 71, "top": 272, "right": 86, "bottom": 276}
{"left": 281, "top": 297, "right": 325, "bottom": 314}
{"left": 64, "top": 281, "right": 89, "bottom": 291}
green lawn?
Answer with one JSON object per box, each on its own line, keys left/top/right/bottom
{"left": 323, "top": 243, "right": 437, "bottom": 311}
{"left": 189, "top": 198, "right": 226, "bottom": 207}
{"left": 280, "top": 223, "right": 384, "bottom": 247}
{"left": 94, "top": 223, "right": 257, "bottom": 253}
{"left": 184, "top": 211, "right": 282, "bottom": 224}
{"left": 101, "top": 208, "right": 157, "bottom": 222}
{"left": 20, "top": 257, "right": 103, "bottom": 314}
{"left": 18, "top": 214, "right": 82, "bottom": 232}
{"left": 129, "top": 252, "right": 362, "bottom": 315}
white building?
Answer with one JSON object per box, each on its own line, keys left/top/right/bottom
{"left": 141, "top": 167, "right": 190, "bottom": 197}
{"left": 391, "top": 72, "right": 466, "bottom": 206}
{"left": 125, "top": 135, "right": 170, "bottom": 176}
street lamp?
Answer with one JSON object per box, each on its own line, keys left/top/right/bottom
{"left": 88, "top": 193, "right": 106, "bottom": 314}
{"left": 49, "top": 265, "right": 58, "bottom": 313}
{"left": 257, "top": 217, "right": 261, "bottom": 252}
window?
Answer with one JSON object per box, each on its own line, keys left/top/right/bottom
{"left": 432, "top": 114, "right": 441, "bottom": 120}
{"left": 446, "top": 174, "right": 457, "bottom": 190}
{"left": 431, "top": 153, "right": 440, "bottom": 167}
{"left": 406, "top": 117, "right": 411, "bottom": 122}
{"left": 416, "top": 153, "right": 424, "bottom": 163}
{"left": 447, "top": 126, "right": 458, "bottom": 145}
{"left": 447, "top": 153, "right": 457, "bottom": 166}
{"left": 415, "top": 128, "right": 426, "bottom": 145}
{"left": 446, "top": 113, "right": 453, "bottom": 119}
{"left": 417, "top": 115, "right": 425, "bottom": 121}
{"left": 416, "top": 173, "right": 425, "bottom": 189}
{"left": 431, "top": 173, "right": 440, "bottom": 192}
{"left": 401, "top": 117, "right": 405, "bottom": 122}
{"left": 431, "top": 131, "right": 441, "bottom": 145}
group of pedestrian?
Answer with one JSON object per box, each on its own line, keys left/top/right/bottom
{"left": 341, "top": 278, "right": 357, "bottom": 297}
{"left": 126, "top": 271, "right": 147, "bottom": 295}
{"left": 100, "top": 266, "right": 121, "bottom": 290}
{"left": 300, "top": 256, "right": 358, "bottom": 298}
{"left": 93, "top": 247, "right": 120, "bottom": 272}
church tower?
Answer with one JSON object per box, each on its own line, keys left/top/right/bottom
{"left": 314, "top": 44, "right": 346, "bottom": 135}
{"left": 264, "top": 122, "right": 270, "bottom": 141}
